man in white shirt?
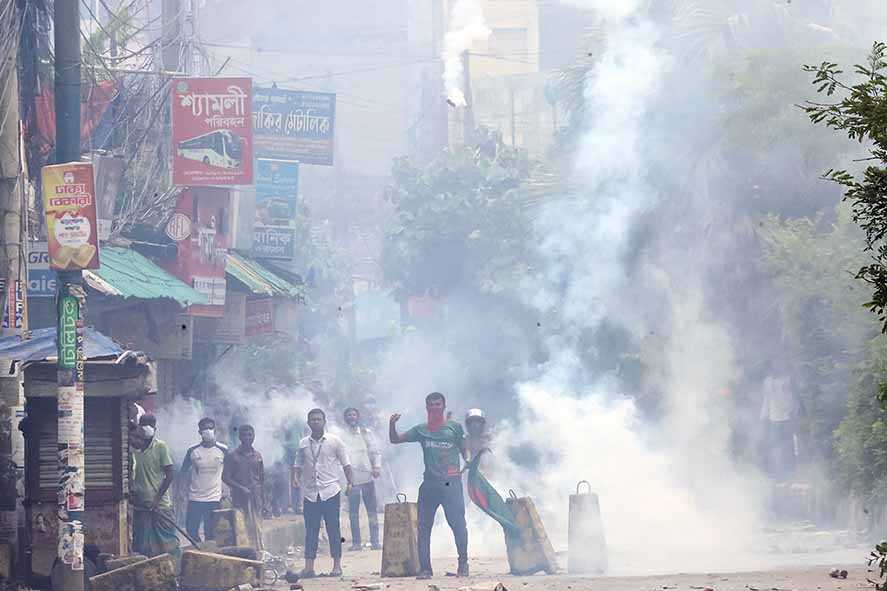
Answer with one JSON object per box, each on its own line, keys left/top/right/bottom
{"left": 293, "top": 408, "right": 354, "bottom": 577}
{"left": 180, "top": 417, "right": 228, "bottom": 543}
{"left": 340, "top": 407, "right": 382, "bottom": 551}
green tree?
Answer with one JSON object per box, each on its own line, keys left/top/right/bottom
{"left": 760, "top": 203, "right": 877, "bottom": 460}
{"left": 382, "top": 127, "right": 535, "bottom": 297}
{"left": 803, "top": 42, "right": 887, "bottom": 331}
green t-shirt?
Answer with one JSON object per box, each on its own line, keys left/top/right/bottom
{"left": 405, "top": 420, "right": 465, "bottom": 480}
{"left": 132, "top": 437, "right": 174, "bottom": 510}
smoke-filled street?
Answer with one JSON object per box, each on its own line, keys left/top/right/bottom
{"left": 5, "top": 0, "right": 887, "bottom": 590}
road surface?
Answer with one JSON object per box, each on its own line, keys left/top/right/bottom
{"left": 273, "top": 547, "right": 872, "bottom": 591}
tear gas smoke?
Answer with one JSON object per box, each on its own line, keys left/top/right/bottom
{"left": 443, "top": 0, "right": 490, "bottom": 107}
{"left": 395, "top": 0, "right": 771, "bottom": 574}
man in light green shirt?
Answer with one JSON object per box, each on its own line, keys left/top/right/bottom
{"left": 132, "top": 415, "right": 180, "bottom": 558}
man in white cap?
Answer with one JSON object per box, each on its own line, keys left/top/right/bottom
{"left": 464, "top": 408, "right": 490, "bottom": 461}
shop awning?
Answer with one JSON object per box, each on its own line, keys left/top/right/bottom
{"left": 84, "top": 246, "right": 208, "bottom": 306}
{"left": 0, "top": 326, "right": 123, "bottom": 363}
{"left": 226, "top": 251, "right": 304, "bottom": 298}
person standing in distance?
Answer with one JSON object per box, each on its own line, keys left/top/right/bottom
{"left": 293, "top": 409, "right": 354, "bottom": 578}
{"left": 389, "top": 392, "right": 469, "bottom": 579}
{"left": 341, "top": 407, "right": 383, "bottom": 551}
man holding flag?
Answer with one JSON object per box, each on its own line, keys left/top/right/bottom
{"left": 390, "top": 392, "right": 469, "bottom": 579}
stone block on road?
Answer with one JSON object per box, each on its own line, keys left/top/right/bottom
{"left": 89, "top": 553, "right": 176, "bottom": 591}
{"left": 180, "top": 549, "right": 263, "bottom": 591}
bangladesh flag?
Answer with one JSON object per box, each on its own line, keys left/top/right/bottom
{"left": 466, "top": 450, "right": 520, "bottom": 535}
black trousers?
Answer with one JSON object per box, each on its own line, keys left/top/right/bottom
{"left": 417, "top": 478, "right": 468, "bottom": 573}
{"left": 304, "top": 492, "right": 342, "bottom": 560}
{"left": 348, "top": 481, "right": 380, "bottom": 547}
{"left": 185, "top": 500, "right": 220, "bottom": 543}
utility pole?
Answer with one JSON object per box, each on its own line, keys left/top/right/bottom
{"left": 162, "top": 0, "right": 183, "bottom": 73}
{"left": 509, "top": 83, "right": 516, "bottom": 147}
{"left": 0, "top": 0, "right": 21, "bottom": 336}
{"left": 53, "top": 1, "right": 86, "bottom": 590}
{"left": 0, "top": 0, "right": 22, "bottom": 571}
{"left": 461, "top": 50, "right": 474, "bottom": 144}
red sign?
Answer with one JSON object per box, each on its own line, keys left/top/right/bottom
{"left": 171, "top": 77, "right": 253, "bottom": 186}
{"left": 41, "top": 162, "right": 100, "bottom": 270}
{"left": 245, "top": 298, "right": 274, "bottom": 337}
{"left": 161, "top": 188, "right": 229, "bottom": 317}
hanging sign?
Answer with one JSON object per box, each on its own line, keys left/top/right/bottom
{"left": 171, "top": 77, "right": 254, "bottom": 186}
{"left": 41, "top": 162, "right": 101, "bottom": 271}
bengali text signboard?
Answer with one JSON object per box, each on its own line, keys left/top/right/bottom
{"left": 245, "top": 297, "right": 273, "bottom": 337}
{"left": 171, "top": 77, "right": 253, "bottom": 186}
{"left": 252, "top": 87, "right": 335, "bottom": 165}
{"left": 42, "top": 163, "right": 100, "bottom": 271}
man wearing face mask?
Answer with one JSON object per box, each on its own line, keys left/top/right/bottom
{"left": 390, "top": 392, "right": 469, "bottom": 579}
{"left": 181, "top": 417, "right": 228, "bottom": 542}
{"left": 132, "top": 414, "right": 180, "bottom": 558}
{"left": 340, "top": 407, "right": 382, "bottom": 551}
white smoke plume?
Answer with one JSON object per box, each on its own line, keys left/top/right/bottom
{"left": 442, "top": 0, "right": 491, "bottom": 107}
{"left": 475, "top": 0, "right": 767, "bottom": 573}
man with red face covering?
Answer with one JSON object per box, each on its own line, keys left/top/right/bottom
{"left": 390, "top": 392, "right": 469, "bottom": 579}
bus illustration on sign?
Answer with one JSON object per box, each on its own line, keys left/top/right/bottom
{"left": 177, "top": 130, "right": 244, "bottom": 169}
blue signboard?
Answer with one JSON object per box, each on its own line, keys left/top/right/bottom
{"left": 256, "top": 159, "right": 299, "bottom": 225}
{"left": 28, "top": 242, "right": 57, "bottom": 297}
{"left": 253, "top": 226, "right": 295, "bottom": 260}
{"left": 252, "top": 88, "right": 336, "bottom": 165}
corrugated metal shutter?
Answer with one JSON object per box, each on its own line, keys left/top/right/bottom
{"left": 27, "top": 397, "right": 122, "bottom": 503}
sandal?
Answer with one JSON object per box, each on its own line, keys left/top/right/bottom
{"left": 328, "top": 568, "right": 343, "bottom": 577}
{"left": 298, "top": 569, "right": 317, "bottom": 579}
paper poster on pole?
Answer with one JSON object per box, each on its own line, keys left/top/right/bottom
{"left": 41, "top": 162, "right": 101, "bottom": 270}
{"left": 57, "top": 386, "right": 84, "bottom": 445}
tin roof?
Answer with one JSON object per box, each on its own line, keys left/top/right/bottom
{"left": 226, "top": 251, "right": 304, "bottom": 298}
{"left": 84, "top": 246, "right": 208, "bottom": 306}
{"left": 0, "top": 326, "right": 123, "bottom": 363}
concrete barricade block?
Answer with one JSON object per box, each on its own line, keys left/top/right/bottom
{"left": 212, "top": 509, "right": 251, "bottom": 548}
{"left": 179, "top": 549, "right": 263, "bottom": 591}
{"left": 89, "top": 553, "right": 176, "bottom": 591}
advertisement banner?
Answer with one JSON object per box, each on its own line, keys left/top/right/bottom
{"left": 160, "top": 188, "right": 229, "bottom": 316}
{"left": 171, "top": 77, "right": 253, "bottom": 186}
{"left": 253, "top": 225, "right": 295, "bottom": 260}
{"left": 58, "top": 295, "right": 78, "bottom": 370}
{"left": 26, "top": 242, "right": 57, "bottom": 297}
{"left": 41, "top": 162, "right": 100, "bottom": 271}
{"left": 253, "top": 87, "right": 335, "bottom": 165}
{"left": 255, "top": 159, "right": 298, "bottom": 224}
{"left": 245, "top": 297, "right": 274, "bottom": 337}
{"left": 0, "top": 279, "right": 25, "bottom": 329}
{"left": 93, "top": 154, "right": 125, "bottom": 241}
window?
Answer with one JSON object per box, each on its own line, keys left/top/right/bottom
{"left": 488, "top": 28, "right": 528, "bottom": 59}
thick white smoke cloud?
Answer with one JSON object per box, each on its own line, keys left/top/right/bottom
{"left": 442, "top": 0, "right": 491, "bottom": 107}
{"left": 472, "top": 0, "right": 768, "bottom": 574}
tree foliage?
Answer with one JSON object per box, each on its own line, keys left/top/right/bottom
{"left": 382, "top": 127, "right": 535, "bottom": 297}
{"left": 804, "top": 42, "right": 887, "bottom": 331}
{"left": 760, "top": 204, "right": 878, "bottom": 461}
